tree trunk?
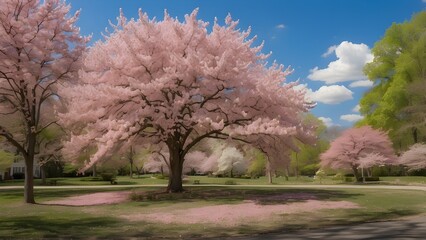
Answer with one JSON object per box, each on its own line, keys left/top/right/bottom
{"left": 295, "top": 153, "right": 299, "bottom": 179}
{"left": 93, "top": 163, "right": 97, "bottom": 177}
{"left": 267, "top": 169, "right": 272, "bottom": 184}
{"left": 167, "top": 142, "right": 184, "bottom": 193}
{"left": 129, "top": 162, "right": 133, "bottom": 178}
{"left": 352, "top": 166, "right": 361, "bottom": 182}
{"left": 24, "top": 132, "right": 36, "bottom": 204}
{"left": 41, "top": 165, "right": 46, "bottom": 185}
{"left": 413, "top": 127, "right": 418, "bottom": 144}
{"left": 266, "top": 161, "right": 273, "bottom": 184}
{"left": 24, "top": 157, "right": 35, "bottom": 204}
{"left": 284, "top": 167, "right": 289, "bottom": 181}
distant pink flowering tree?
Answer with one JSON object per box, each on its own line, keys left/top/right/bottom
{"left": 320, "top": 126, "right": 397, "bottom": 180}
{"left": 144, "top": 145, "right": 206, "bottom": 175}
{"left": 399, "top": 144, "right": 426, "bottom": 171}
{"left": 0, "top": 0, "right": 87, "bottom": 203}
{"left": 60, "top": 9, "right": 312, "bottom": 192}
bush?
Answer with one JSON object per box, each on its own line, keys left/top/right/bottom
{"left": 100, "top": 173, "right": 116, "bottom": 183}
{"left": 117, "top": 166, "right": 129, "bottom": 176}
{"left": 344, "top": 177, "right": 354, "bottom": 182}
{"left": 300, "top": 164, "right": 319, "bottom": 176}
{"left": 12, "top": 172, "right": 25, "bottom": 179}
{"left": 239, "top": 175, "right": 251, "bottom": 179}
{"left": 224, "top": 180, "right": 236, "bottom": 185}
{"left": 372, "top": 166, "right": 405, "bottom": 176}
{"left": 357, "top": 177, "right": 380, "bottom": 182}
{"left": 314, "top": 169, "right": 326, "bottom": 183}
{"left": 332, "top": 173, "right": 344, "bottom": 181}
{"left": 152, "top": 174, "right": 168, "bottom": 180}
{"left": 407, "top": 169, "right": 426, "bottom": 176}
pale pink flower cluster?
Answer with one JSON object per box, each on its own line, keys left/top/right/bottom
{"left": 320, "top": 126, "right": 397, "bottom": 171}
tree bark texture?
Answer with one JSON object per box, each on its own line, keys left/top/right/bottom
{"left": 167, "top": 141, "right": 184, "bottom": 192}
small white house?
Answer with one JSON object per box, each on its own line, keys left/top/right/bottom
{"left": 2, "top": 157, "right": 41, "bottom": 180}
{"left": 0, "top": 168, "right": 9, "bottom": 180}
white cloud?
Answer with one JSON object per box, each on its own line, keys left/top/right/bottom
{"left": 349, "top": 80, "right": 373, "bottom": 88}
{"left": 352, "top": 104, "right": 360, "bottom": 113}
{"left": 307, "top": 85, "right": 353, "bottom": 104}
{"left": 322, "top": 45, "right": 337, "bottom": 58}
{"left": 318, "top": 117, "right": 334, "bottom": 127}
{"left": 340, "top": 114, "right": 364, "bottom": 122}
{"left": 276, "top": 24, "right": 285, "bottom": 29}
{"left": 308, "top": 41, "right": 373, "bottom": 84}
{"left": 423, "top": 0, "right": 426, "bottom": 3}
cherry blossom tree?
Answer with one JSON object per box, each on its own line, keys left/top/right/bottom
{"left": 144, "top": 144, "right": 206, "bottom": 175}
{"left": 216, "top": 147, "right": 247, "bottom": 177}
{"left": 399, "top": 144, "right": 426, "bottom": 171}
{"left": 0, "top": 0, "right": 87, "bottom": 203}
{"left": 320, "top": 126, "right": 397, "bottom": 180}
{"left": 60, "top": 9, "right": 312, "bottom": 192}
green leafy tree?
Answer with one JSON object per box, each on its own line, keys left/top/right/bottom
{"left": 359, "top": 12, "right": 426, "bottom": 149}
{"left": 290, "top": 114, "right": 329, "bottom": 177}
{"left": 0, "top": 148, "right": 14, "bottom": 172}
{"left": 246, "top": 148, "right": 267, "bottom": 178}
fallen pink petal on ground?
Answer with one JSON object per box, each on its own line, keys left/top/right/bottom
{"left": 122, "top": 197, "right": 359, "bottom": 225}
{"left": 44, "top": 191, "right": 132, "bottom": 206}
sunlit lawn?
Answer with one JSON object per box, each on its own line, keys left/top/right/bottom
{"left": 0, "top": 185, "right": 425, "bottom": 239}
{"left": 1, "top": 175, "right": 425, "bottom": 187}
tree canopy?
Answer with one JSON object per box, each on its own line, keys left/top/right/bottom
{"left": 320, "top": 126, "right": 397, "bottom": 180}
{"left": 59, "top": 9, "right": 314, "bottom": 192}
{"left": 359, "top": 12, "right": 426, "bottom": 149}
{"left": 0, "top": 0, "right": 87, "bottom": 203}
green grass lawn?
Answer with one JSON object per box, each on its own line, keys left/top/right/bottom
{"left": 1, "top": 174, "right": 425, "bottom": 187}
{"left": 0, "top": 185, "right": 425, "bottom": 239}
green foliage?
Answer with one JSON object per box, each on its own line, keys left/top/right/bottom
{"left": 360, "top": 12, "right": 426, "bottom": 149}
{"left": 0, "top": 150, "right": 14, "bottom": 169}
{"left": 290, "top": 114, "right": 329, "bottom": 176}
{"left": 152, "top": 174, "right": 168, "bottom": 179}
{"left": 246, "top": 149, "right": 266, "bottom": 177}
{"left": 332, "top": 173, "right": 344, "bottom": 181}
{"left": 344, "top": 177, "right": 355, "bottom": 182}
{"left": 314, "top": 169, "right": 326, "bottom": 183}
{"left": 100, "top": 173, "right": 116, "bottom": 182}
{"left": 300, "top": 163, "right": 320, "bottom": 176}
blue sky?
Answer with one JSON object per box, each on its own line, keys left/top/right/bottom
{"left": 68, "top": 0, "right": 425, "bottom": 128}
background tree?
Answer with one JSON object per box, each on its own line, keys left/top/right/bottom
{"left": 124, "top": 146, "right": 137, "bottom": 177}
{"left": 0, "top": 0, "right": 87, "bottom": 203}
{"left": 0, "top": 138, "right": 15, "bottom": 177}
{"left": 216, "top": 147, "right": 247, "bottom": 177}
{"left": 320, "top": 126, "right": 397, "bottom": 180}
{"left": 399, "top": 143, "right": 426, "bottom": 171}
{"left": 36, "top": 125, "right": 63, "bottom": 184}
{"left": 359, "top": 12, "right": 426, "bottom": 149}
{"left": 290, "top": 114, "right": 329, "bottom": 177}
{"left": 60, "top": 9, "right": 312, "bottom": 192}
{"left": 246, "top": 148, "right": 267, "bottom": 178}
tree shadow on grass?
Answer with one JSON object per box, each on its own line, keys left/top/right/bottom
{"left": 0, "top": 216, "right": 144, "bottom": 239}
{"left": 223, "top": 209, "right": 425, "bottom": 240}
{"left": 130, "top": 187, "right": 363, "bottom": 206}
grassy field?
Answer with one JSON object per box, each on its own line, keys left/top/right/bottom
{"left": 0, "top": 185, "right": 425, "bottom": 239}
{"left": 1, "top": 175, "right": 425, "bottom": 187}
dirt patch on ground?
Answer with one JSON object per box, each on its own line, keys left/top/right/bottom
{"left": 122, "top": 193, "right": 360, "bottom": 225}
{"left": 44, "top": 191, "right": 132, "bottom": 206}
